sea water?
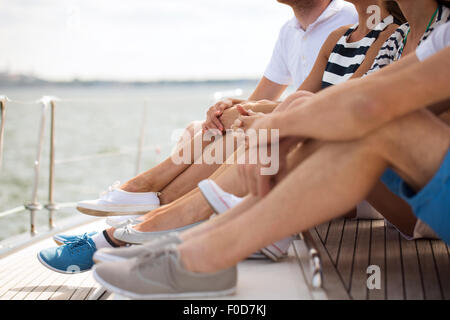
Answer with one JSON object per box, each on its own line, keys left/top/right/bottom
{"left": 0, "top": 81, "right": 257, "bottom": 240}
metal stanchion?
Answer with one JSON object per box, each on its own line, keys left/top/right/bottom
{"left": 135, "top": 99, "right": 148, "bottom": 175}
{"left": 44, "top": 100, "right": 58, "bottom": 229}
{"left": 25, "top": 98, "right": 50, "bottom": 235}
{"left": 0, "top": 96, "right": 6, "bottom": 170}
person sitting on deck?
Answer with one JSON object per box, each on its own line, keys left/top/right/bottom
{"left": 37, "top": 0, "right": 361, "bottom": 273}
{"left": 91, "top": 23, "right": 450, "bottom": 299}
{"left": 38, "top": 0, "right": 450, "bottom": 273}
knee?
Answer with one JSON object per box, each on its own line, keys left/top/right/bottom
{"left": 363, "top": 109, "right": 450, "bottom": 157}
{"left": 185, "top": 121, "right": 203, "bottom": 137}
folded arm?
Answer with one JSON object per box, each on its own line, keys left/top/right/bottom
{"left": 268, "top": 47, "right": 450, "bottom": 141}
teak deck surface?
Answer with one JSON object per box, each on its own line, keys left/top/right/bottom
{"left": 1, "top": 217, "right": 448, "bottom": 300}
{"left": 314, "top": 218, "right": 450, "bottom": 300}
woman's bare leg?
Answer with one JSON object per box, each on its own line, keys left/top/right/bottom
{"left": 121, "top": 106, "right": 265, "bottom": 201}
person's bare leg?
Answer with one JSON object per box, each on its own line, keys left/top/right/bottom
{"left": 366, "top": 181, "right": 417, "bottom": 235}
{"left": 177, "top": 110, "right": 450, "bottom": 272}
{"left": 122, "top": 105, "right": 277, "bottom": 199}
{"left": 158, "top": 133, "right": 240, "bottom": 203}
{"left": 132, "top": 160, "right": 247, "bottom": 232}
{"left": 132, "top": 139, "right": 315, "bottom": 232}
{"left": 120, "top": 124, "right": 221, "bottom": 194}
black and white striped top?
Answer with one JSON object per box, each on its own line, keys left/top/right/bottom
{"left": 366, "top": 5, "right": 450, "bottom": 75}
{"left": 321, "top": 16, "right": 394, "bottom": 89}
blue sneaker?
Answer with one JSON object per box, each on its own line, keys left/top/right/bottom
{"left": 37, "top": 234, "right": 97, "bottom": 274}
{"left": 53, "top": 231, "right": 98, "bottom": 246}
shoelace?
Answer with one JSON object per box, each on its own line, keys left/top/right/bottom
{"left": 137, "top": 244, "right": 177, "bottom": 268}
{"left": 99, "top": 181, "right": 121, "bottom": 199}
{"left": 123, "top": 224, "right": 134, "bottom": 235}
{"left": 66, "top": 233, "right": 95, "bottom": 253}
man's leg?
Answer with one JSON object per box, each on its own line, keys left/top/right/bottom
{"left": 177, "top": 110, "right": 450, "bottom": 272}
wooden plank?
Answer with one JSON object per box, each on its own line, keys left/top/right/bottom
{"left": 70, "top": 274, "right": 97, "bottom": 300}
{"left": 324, "top": 219, "right": 345, "bottom": 265}
{"left": 416, "top": 240, "right": 442, "bottom": 300}
{"left": 350, "top": 220, "right": 371, "bottom": 300}
{"left": 431, "top": 240, "right": 450, "bottom": 300}
{"left": 315, "top": 222, "right": 330, "bottom": 244}
{"left": 336, "top": 219, "right": 357, "bottom": 291}
{"left": 50, "top": 272, "right": 91, "bottom": 300}
{"left": 10, "top": 268, "right": 55, "bottom": 300}
{"left": 33, "top": 271, "right": 69, "bottom": 300}
{"left": 368, "top": 220, "right": 386, "bottom": 300}
{"left": 400, "top": 238, "right": 424, "bottom": 300}
{"left": 0, "top": 257, "right": 40, "bottom": 298}
{"left": 385, "top": 225, "right": 404, "bottom": 300}
{"left": 1, "top": 264, "right": 55, "bottom": 300}
{"left": 310, "top": 229, "right": 350, "bottom": 300}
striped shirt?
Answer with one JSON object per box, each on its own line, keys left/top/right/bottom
{"left": 321, "top": 15, "right": 394, "bottom": 88}
{"left": 366, "top": 5, "right": 450, "bottom": 75}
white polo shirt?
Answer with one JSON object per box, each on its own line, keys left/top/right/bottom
{"left": 416, "top": 22, "right": 450, "bottom": 61}
{"left": 264, "top": 0, "right": 357, "bottom": 89}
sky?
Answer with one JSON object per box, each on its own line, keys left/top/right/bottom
{"left": 0, "top": 0, "right": 293, "bottom": 81}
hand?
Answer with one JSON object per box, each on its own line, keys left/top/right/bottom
{"left": 231, "top": 105, "right": 266, "bottom": 131}
{"left": 273, "top": 90, "right": 315, "bottom": 113}
{"left": 203, "top": 98, "right": 241, "bottom": 134}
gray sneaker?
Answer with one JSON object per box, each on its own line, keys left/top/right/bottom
{"left": 93, "top": 232, "right": 182, "bottom": 263}
{"left": 113, "top": 221, "right": 205, "bottom": 244}
{"left": 93, "top": 246, "right": 237, "bottom": 299}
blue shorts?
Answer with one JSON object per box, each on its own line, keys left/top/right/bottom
{"left": 380, "top": 148, "right": 450, "bottom": 244}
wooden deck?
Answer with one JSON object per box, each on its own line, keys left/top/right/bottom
{"left": 0, "top": 220, "right": 321, "bottom": 300}
{"left": 313, "top": 218, "right": 450, "bottom": 300}
{"left": 0, "top": 217, "right": 448, "bottom": 300}
{"left": 0, "top": 220, "right": 111, "bottom": 300}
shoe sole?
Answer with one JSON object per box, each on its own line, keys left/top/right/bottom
{"left": 93, "top": 268, "right": 236, "bottom": 300}
{"left": 260, "top": 242, "right": 289, "bottom": 262}
{"left": 36, "top": 252, "right": 91, "bottom": 274}
{"left": 114, "top": 221, "right": 205, "bottom": 245}
{"left": 198, "top": 181, "right": 230, "bottom": 214}
{"left": 76, "top": 206, "right": 154, "bottom": 217}
{"left": 247, "top": 251, "right": 268, "bottom": 259}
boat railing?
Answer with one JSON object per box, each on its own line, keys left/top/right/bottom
{"left": 0, "top": 95, "right": 158, "bottom": 236}
{"left": 0, "top": 94, "right": 324, "bottom": 288}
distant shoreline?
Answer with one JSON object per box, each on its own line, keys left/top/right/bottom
{"left": 0, "top": 73, "right": 259, "bottom": 88}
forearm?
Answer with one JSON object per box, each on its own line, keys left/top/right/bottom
{"left": 273, "top": 48, "right": 450, "bottom": 141}
{"left": 246, "top": 100, "right": 279, "bottom": 114}
{"left": 248, "top": 76, "right": 287, "bottom": 101}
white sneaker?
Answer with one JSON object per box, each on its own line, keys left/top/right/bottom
{"left": 260, "top": 236, "right": 295, "bottom": 261}
{"left": 198, "top": 179, "right": 243, "bottom": 214}
{"left": 198, "top": 179, "right": 293, "bottom": 261}
{"left": 77, "top": 181, "right": 160, "bottom": 217}
{"left": 105, "top": 215, "right": 143, "bottom": 228}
